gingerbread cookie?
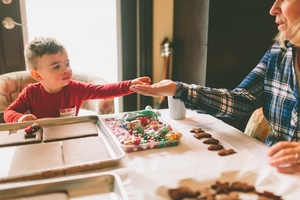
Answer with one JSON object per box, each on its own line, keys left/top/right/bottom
{"left": 215, "top": 193, "right": 239, "bottom": 200}
{"left": 203, "top": 138, "right": 219, "bottom": 144}
{"left": 211, "top": 181, "right": 230, "bottom": 194}
{"left": 190, "top": 127, "right": 204, "bottom": 133}
{"left": 256, "top": 190, "right": 282, "bottom": 200}
{"left": 43, "top": 121, "right": 98, "bottom": 142}
{"left": 231, "top": 181, "right": 255, "bottom": 193}
{"left": 168, "top": 187, "right": 200, "bottom": 200}
{"left": 197, "top": 188, "right": 215, "bottom": 199}
{"left": 218, "top": 149, "right": 237, "bottom": 156}
{"left": 208, "top": 144, "right": 224, "bottom": 151}
{"left": 193, "top": 132, "right": 212, "bottom": 139}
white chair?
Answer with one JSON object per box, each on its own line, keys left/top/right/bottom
{"left": 244, "top": 108, "right": 270, "bottom": 143}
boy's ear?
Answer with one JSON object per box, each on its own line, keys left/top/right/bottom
{"left": 30, "top": 69, "right": 43, "bottom": 81}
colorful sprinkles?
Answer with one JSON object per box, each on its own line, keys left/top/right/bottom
{"left": 103, "top": 109, "right": 182, "bottom": 152}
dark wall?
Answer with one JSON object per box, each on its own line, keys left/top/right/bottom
{"left": 206, "top": 0, "right": 277, "bottom": 131}
{"left": 172, "top": 0, "right": 209, "bottom": 85}
{"left": 173, "top": 0, "right": 277, "bottom": 131}
{"left": 120, "top": 0, "right": 153, "bottom": 112}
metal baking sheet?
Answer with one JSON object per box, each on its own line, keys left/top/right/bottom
{"left": 0, "top": 172, "right": 129, "bottom": 200}
{"left": 0, "top": 115, "right": 125, "bottom": 183}
{"left": 99, "top": 112, "right": 182, "bottom": 152}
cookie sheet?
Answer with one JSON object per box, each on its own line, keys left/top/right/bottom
{"left": 0, "top": 115, "right": 125, "bottom": 183}
{"left": 0, "top": 172, "right": 128, "bottom": 200}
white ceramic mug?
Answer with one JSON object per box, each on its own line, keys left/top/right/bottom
{"left": 168, "top": 96, "right": 186, "bottom": 120}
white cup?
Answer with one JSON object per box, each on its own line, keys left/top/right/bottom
{"left": 168, "top": 96, "right": 186, "bottom": 120}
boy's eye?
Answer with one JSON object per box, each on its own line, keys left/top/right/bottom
{"left": 53, "top": 65, "right": 60, "bottom": 69}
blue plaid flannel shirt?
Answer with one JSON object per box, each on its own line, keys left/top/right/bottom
{"left": 174, "top": 41, "right": 300, "bottom": 146}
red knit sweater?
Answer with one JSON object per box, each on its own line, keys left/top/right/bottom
{"left": 4, "top": 80, "right": 132, "bottom": 122}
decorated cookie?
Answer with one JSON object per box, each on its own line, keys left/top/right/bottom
{"left": 203, "top": 138, "right": 219, "bottom": 144}
{"left": 193, "top": 132, "right": 212, "bottom": 139}
{"left": 24, "top": 123, "right": 41, "bottom": 139}
{"left": 208, "top": 144, "right": 224, "bottom": 151}
{"left": 218, "top": 149, "right": 237, "bottom": 156}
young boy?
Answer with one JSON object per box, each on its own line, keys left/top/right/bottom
{"left": 4, "top": 37, "right": 151, "bottom": 123}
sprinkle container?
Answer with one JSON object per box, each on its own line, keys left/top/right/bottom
{"left": 100, "top": 109, "right": 182, "bottom": 152}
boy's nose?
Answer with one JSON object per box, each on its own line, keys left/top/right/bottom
{"left": 61, "top": 67, "right": 68, "bottom": 74}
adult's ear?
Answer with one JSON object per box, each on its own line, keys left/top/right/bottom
{"left": 30, "top": 69, "right": 43, "bottom": 81}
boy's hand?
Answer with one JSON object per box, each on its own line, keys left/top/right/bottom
{"left": 131, "top": 76, "right": 151, "bottom": 86}
{"left": 18, "top": 114, "right": 38, "bottom": 122}
{"left": 130, "top": 79, "right": 177, "bottom": 97}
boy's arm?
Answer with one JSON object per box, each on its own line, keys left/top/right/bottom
{"left": 4, "top": 108, "right": 24, "bottom": 123}
{"left": 4, "top": 88, "right": 32, "bottom": 123}
{"left": 80, "top": 80, "right": 133, "bottom": 100}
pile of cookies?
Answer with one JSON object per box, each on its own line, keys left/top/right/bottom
{"left": 190, "top": 127, "right": 236, "bottom": 156}
{"left": 168, "top": 180, "right": 282, "bottom": 200}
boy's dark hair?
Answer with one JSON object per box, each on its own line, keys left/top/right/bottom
{"left": 25, "top": 37, "right": 64, "bottom": 70}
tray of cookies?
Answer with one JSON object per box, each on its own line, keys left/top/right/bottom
{"left": 0, "top": 172, "right": 129, "bottom": 200}
{"left": 99, "top": 108, "right": 183, "bottom": 152}
{"left": 0, "top": 115, "right": 125, "bottom": 183}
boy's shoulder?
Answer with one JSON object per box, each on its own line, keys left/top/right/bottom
{"left": 23, "top": 82, "right": 41, "bottom": 90}
{"left": 20, "top": 82, "right": 43, "bottom": 94}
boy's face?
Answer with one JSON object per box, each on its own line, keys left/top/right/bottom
{"left": 32, "top": 49, "right": 73, "bottom": 93}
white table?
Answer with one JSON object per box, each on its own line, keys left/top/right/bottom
{"left": 1, "top": 109, "right": 300, "bottom": 199}
{"left": 105, "top": 109, "right": 300, "bottom": 199}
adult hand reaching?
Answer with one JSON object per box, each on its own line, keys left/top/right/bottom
{"left": 268, "top": 141, "right": 300, "bottom": 174}
{"left": 130, "top": 79, "right": 177, "bottom": 97}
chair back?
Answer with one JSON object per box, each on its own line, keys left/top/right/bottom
{"left": 244, "top": 107, "right": 270, "bottom": 143}
{"left": 0, "top": 71, "right": 114, "bottom": 122}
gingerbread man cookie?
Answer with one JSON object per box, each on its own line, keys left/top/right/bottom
{"left": 193, "top": 132, "right": 212, "bottom": 139}
{"left": 208, "top": 144, "right": 224, "bottom": 151}
{"left": 218, "top": 149, "right": 237, "bottom": 156}
{"left": 190, "top": 127, "right": 205, "bottom": 133}
{"left": 168, "top": 187, "right": 200, "bottom": 200}
{"left": 203, "top": 138, "right": 219, "bottom": 144}
{"left": 211, "top": 181, "right": 230, "bottom": 194}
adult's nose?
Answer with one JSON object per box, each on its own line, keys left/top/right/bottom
{"left": 269, "top": 1, "right": 281, "bottom": 16}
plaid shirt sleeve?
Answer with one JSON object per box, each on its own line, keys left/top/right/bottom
{"left": 173, "top": 44, "right": 271, "bottom": 120}
{"left": 174, "top": 41, "right": 300, "bottom": 146}
{"left": 174, "top": 80, "right": 261, "bottom": 120}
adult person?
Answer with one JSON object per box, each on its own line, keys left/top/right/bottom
{"left": 130, "top": 0, "right": 300, "bottom": 174}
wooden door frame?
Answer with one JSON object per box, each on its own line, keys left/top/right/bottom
{"left": 120, "top": 0, "right": 153, "bottom": 111}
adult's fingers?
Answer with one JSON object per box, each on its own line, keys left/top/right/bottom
{"left": 274, "top": 163, "right": 300, "bottom": 174}
{"left": 268, "top": 141, "right": 298, "bottom": 156}
{"left": 269, "top": 152, "right": 300, "bottom": 166}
